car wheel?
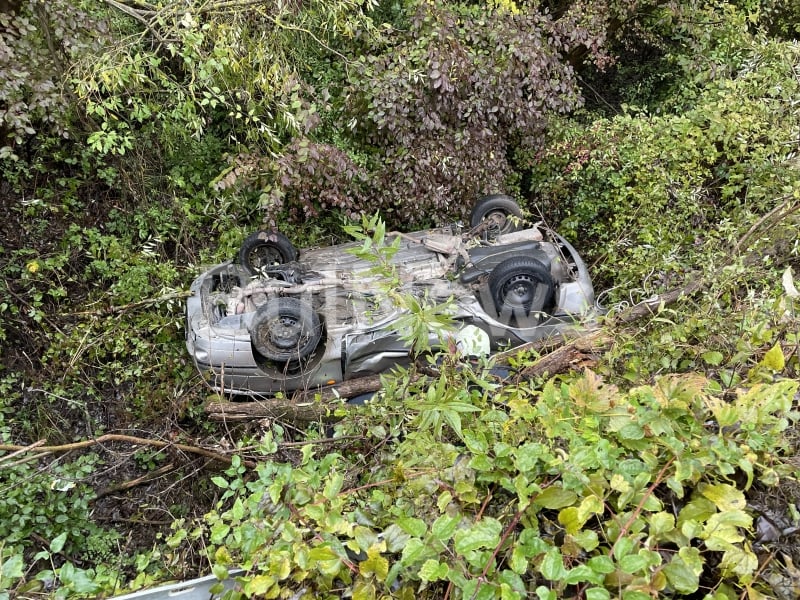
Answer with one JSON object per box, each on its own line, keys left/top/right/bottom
{"left": 250, "top": 297, "right": 322, "bottom": 362}
{"left": 240, "top": 231, "right": 298, "bottom": 275}
{"left": 488, "top": 257, "right": 555, "bottom": 326}
{"left": 469, "top": 194, "right": 524, "bottom": 238}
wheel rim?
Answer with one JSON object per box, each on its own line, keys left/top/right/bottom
{"left": 485, "top": 209, "right": 512, "bottom": 235}
{"left": 248, "top": 245, "right": 284, "bottom": 270}
{"left": 264, "top": 315, "right": 307, "bottom": 351}
{"left": 501, "top": 274, "right": 537, "bottom": 309}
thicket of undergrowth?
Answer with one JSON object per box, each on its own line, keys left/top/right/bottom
{"left": 1, "top": 0, "right": 800, "bottom": 598}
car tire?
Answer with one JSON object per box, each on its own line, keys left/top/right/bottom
{"left": 250, "top": 297, "right": 322, "bottom": 362}
{"left": 488, "top": 256, "right": 555, "bottom": 326}
{"left": 240, "top": 231, "right": 298, "bottom": 275}
{"left": 469, "top": 194, "right": 524, "bottom": 237}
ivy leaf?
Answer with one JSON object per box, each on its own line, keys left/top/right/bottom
{"left": 211, "top": 476, "right": 228, "bottom": 489}
{"left": 702, "top": 351, "right": 724, "bottom": 366}
{"left": 534, "top": 487, "right": 577, "bottom": 510}
{"left": 418, "top": 559, "right": 449, "bottom": 582}
{"left": 352, "top": 579, "right": 376, "bottom": 600}
{"left": 648, "top": 511, "right": 675, "bottom": 537}
{"left": 585, "top": 588, "right": 611, "bottom": 600}
{"left": 535, "top": 586, "right": 557, "bottom": 600}
{"left": 432, "top": 514, "right": 460, "bottom": 542}
{"left": 453, "top": 518, "right": 502, "bottom": 554}
{"left": 50, "top": 532, "right": 68, "bottom": 554}
{"left": 719, "top": 545, "right": 758, "bottom": 578}
{"left": 359, "top": 544, "right": 389, "bottom": 580}
{"left": 761, "top": 344, "right": 785, "bottom": 371}
{"left": 663, "top": 547, "right": 703, "bottom": 594}
{"left": 323, "top": 472, "right": 344, "bottom": 500}
{"left": 564, "top": 564, "right": 602, "bottom": 585}
{"left": 619, "top": 553, "right": 648, "bottom": 574}
{"left": 243, "top": 574, "right": 275, "bottom": 597}
{"left": 540, "top": 548, "right": 567, "bottom": 581}
{"left": 558, "top": 495, "right": 604, "bottom": 535}
{"left": 1, "top": 553, "right": 24, "bottom": 580}
{"left": 587, "top": 555, "right": 615, "bottom": 574}
{"left": 400, "top": 538, "right": 429, "bottom": 566}
{"left": 381, "top": 524, "right": 411, "bottom": 553}
{"left": 700, "top": 483, "right": 746, "bottom": 511}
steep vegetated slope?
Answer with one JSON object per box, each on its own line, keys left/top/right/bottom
{"left": 1, "top": 1, "right": 799, "bottom": 598}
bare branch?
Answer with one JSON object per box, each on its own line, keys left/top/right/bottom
{"left": 0, "top": 434, "right": 256, "bottom": 468}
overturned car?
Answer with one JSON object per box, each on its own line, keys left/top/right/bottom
{"left": 185, "top": 195, "right": 596, "bottom": 396}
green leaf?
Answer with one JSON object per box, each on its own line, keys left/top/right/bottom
{"left": 705, "top": 508, "right": 752, "bottom": 531}
{"left": 663, "top": 547, "right": 703, "bottom": 594}
{"left": 1, "top": 554, "right": 24, "bottom": 580}
{"left": 761, "top": 344, "right": 785, "bottom": 371}
{"left": 324, "top": 472, "right": 344, "bottom": 500}
{"left": 571, "top": 529, "right": 600, "bottom": 551}
{"left": 702, "top": 351, "right": 724, "bottom": 366}
{"left": 211, "top": 476, "right": 228, "bottom": 489}
{"left": 559, "top": 495, "right": 604, "bottom": 534}
{"left": 50, "top": 532, "right": 68, "bottom": 554}
{"left": 700, "top": 483, "right": 746, "bottom": 511}
{"left": 534, "top": 487, "right": 577, "bottom": 510}
{"left": 209, "top": 522, "right": 230, "bottom": 544}
{"left": 719, "top": 545, "right": 758, "bottom": 578}
{"left": 352, "top": 579, "right": 376, "bottom": 600}
{"left": 308, "top": 545, "right": 339, "bottom": 561}
{"left": 418, "top": 559, "right": 449, "bottom": 582}
{"left": 431, "top": 514, "right": 460, "bottom": 542}
{"left": 619, "top": 553, "right": 648, "bottom": 574}
{"left": 231, "top": 498, "right": 244, "bottom": 521}
{"left": 558, "top": 507, "right": 581, "bottom": 535}
{"left": 243, "top": 574, "right": 275, "bottom": 596}
{"left": 540, "top": 548, "right": 567, "bottom": 581}
{"left": 359, "top": 544, "right": 389, "bottom": 579}
{"left": 535, "top": 586, "right": 557, "bottom": 600}
{"left": 585, "top": 588, "right": 611, "bottom": 600}
{"left": 57, "top": 563, "right": 101, "bottom": 594}
{"left": 397, "top": 517, "right": 427, "bottom": 538}
{"left": 622, "top": 592, "right": 652, "bottom": 600}
{"left": 612, "top": 536, "right": 635, "bottom": 559}
{"left": 400, "top": 539, "right": 428, "bottom": 566}
{"left": 648, "top": 511, "right": 675, "bottom": 537}
{"left": 564, "top": 564, "right": 601, "bottom": 585}
{"left": 453, "top": 518, "right": 502, "bottom": 554}
{"left": 587, "top": 555, "right": 616, "bottom": 574}
{"left": 514, "top": 443, "right": 545, "bottom": 472}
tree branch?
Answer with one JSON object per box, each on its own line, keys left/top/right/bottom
{"left": 0, "top": 433, "right": 256, "bottom": 468}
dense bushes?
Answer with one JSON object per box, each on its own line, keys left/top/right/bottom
{"left": 526, "top": 38, "right": 800, "bottom": 294}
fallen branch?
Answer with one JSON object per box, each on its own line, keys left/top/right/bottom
{"left": 206, "top": 374, "right": 385, "bottom": 422}
{"left": 60, "top": 290, "right": 191, "bottom": 318}
{"left": 514, "top": 329, "right": 611, "bottom": 380}
{"left": 611, "top": 278, "right": 705, "bottom": 324}
{"left": 0, "top": 439, "right": 46, "bottom": 466}
{"left": 0, "top": 433, "right": 255, "bottom": 468}
{"left": 94, "top": 462, "right": 176, "bottom": 500}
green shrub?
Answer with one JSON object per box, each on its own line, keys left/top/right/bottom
{"left": 525, "top": 39, "right": 800, "bottom": 294}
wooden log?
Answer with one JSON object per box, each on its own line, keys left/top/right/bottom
{"left": 515, "top": 329, "right": 610, "bottom": 379}
{"left": 205, "top": 374, "right": 384, "bottom": 422}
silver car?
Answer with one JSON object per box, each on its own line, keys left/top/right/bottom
{"left": 185, "top": 196, "right": 596, "bottom": 396}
